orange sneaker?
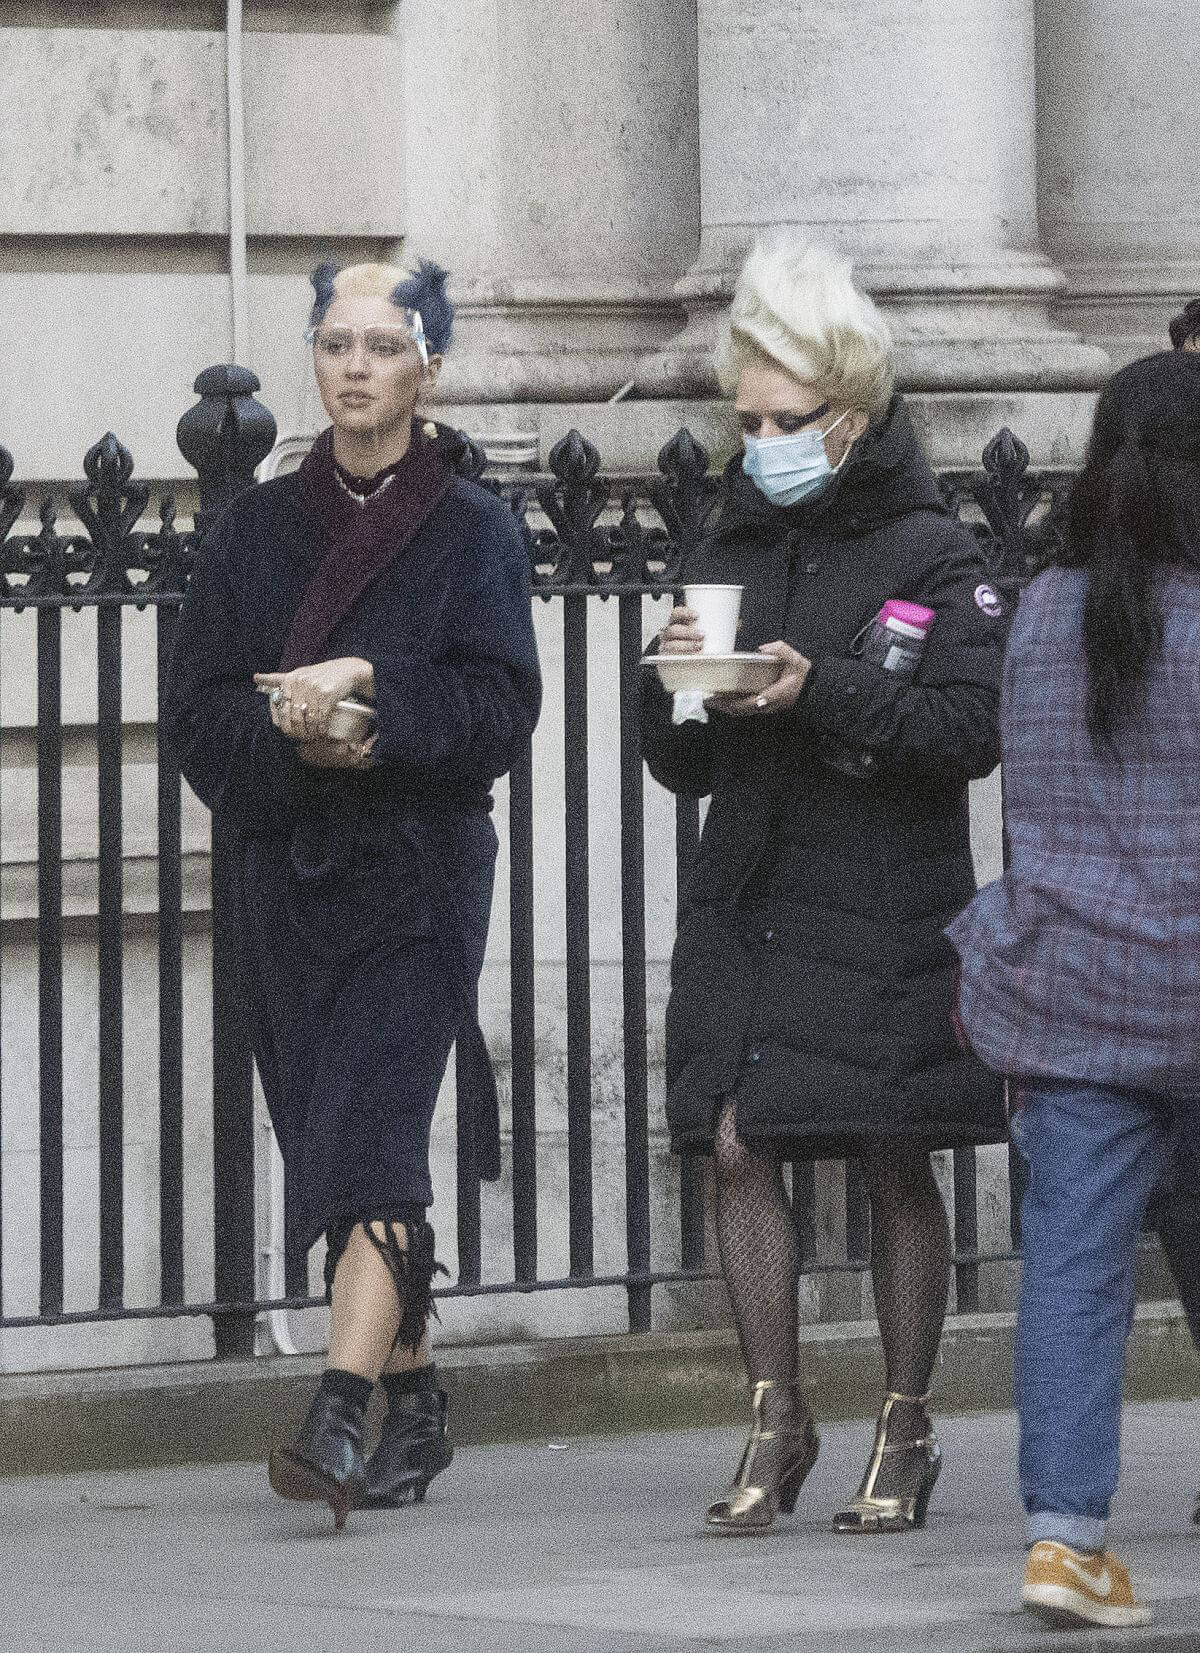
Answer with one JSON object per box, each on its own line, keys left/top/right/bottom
{"left": 1022, "top": 1540, "right": 1152, "bottom": 1629}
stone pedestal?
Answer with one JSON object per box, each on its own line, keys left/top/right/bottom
{"left": 641, "top": 0, "right": 1108, "bottom": 402}
{"left": 1037, "top": 0, "right": 1200, "bottom": 367}
{"left": 399, "top": 0, "right": 700, "bottom": 406}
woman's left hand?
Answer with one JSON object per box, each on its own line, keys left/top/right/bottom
{"left": 295, "top": 733, "right": 378, "bottom": 770}
{"left": 708, "top": 640, "right": 813, "bottom": 717}
{"left": 255, "top": 657, "right": 373, "bottom": 741}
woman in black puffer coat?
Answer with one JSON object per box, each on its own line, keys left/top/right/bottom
{"left": 642, "top": 240, "right": 1006, "bottom": 1536}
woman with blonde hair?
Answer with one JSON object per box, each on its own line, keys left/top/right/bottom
{"left": 165, "top": 258, "right": 541, "bottom": 1527}
{"left": 643, "top": 239, "right": 1006, "bottom": 1533}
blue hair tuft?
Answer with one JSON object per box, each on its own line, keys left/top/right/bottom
{"left": 306, "top": 256, "right": 454, "bottom": 353}
{"left": 391, "top": 259, "right": 454, "bottom": 356}
{"left": 309, "top": 259, "right": 341, "bottom": 325}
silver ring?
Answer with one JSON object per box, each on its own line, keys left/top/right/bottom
{"left": 270, "top": 687, "right": 283, "bottom": 707}
{"left": 755, "top": 695, "right": 769, "bottom": 710}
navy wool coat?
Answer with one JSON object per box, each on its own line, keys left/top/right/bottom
{"left": 164, "top": 456, "right": 541, "bottom": 1252}
{"left": 642, "top": 397, "right": 1007, "bottom": 1159}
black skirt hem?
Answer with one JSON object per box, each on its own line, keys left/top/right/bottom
{"left": 298, "top": 1188, "right": 432, "bottom": 1259}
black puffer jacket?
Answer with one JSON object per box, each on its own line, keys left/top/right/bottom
{"left": 643, "top": 397, "right": 1007, "bottom": 1157}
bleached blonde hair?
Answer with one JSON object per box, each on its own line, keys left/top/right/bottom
{"left": 717, "top": 239, "right": 895, "bottom": 419}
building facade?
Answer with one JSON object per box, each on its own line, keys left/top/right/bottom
{"left": 4, "top": 2, "right": 1196, "bottom": 484}
{"left": 0, "top": 1, "right": 1194, "bottom": 1368}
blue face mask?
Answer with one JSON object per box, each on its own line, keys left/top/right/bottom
{"left": 742, "top": 409, "right": 851, "bottom": 508}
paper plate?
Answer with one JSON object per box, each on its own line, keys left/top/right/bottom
{"left": 643, "top": 653, "right": 784, "bottom": 696}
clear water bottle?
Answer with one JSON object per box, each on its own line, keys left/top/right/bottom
{"left": 858, "top": 599, "right": 935, "bottom": 677}
{"left": 821, "top": 600, "right": 935, "bottom": 777}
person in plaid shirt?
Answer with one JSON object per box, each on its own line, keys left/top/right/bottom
{"left": 948, "top": 350, "right": 1200, "bottom": 1631}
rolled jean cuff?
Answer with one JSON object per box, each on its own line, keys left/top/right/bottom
{"left": 1028, "top": 1512, "right": 1107, "bottom": 1552}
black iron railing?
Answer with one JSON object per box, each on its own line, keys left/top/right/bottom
{"left": 0, "top": 367, "right": 1067, "bottom": 1355}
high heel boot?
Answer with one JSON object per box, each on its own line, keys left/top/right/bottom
{"left": 832, "top": 1390, "right": 941, "bottom": 1533}
{"left": 268, "top": 1382, "right": 367, "bottom": 1530}
{"left": 361, "top": 1385, "right": 454, "bottom": 1508}
{"left": 705, "top": 1379, "right": 820, "bottom": 1535}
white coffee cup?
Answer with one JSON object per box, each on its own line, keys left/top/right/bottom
{"left": 684, "top": 584, "right": 743, "bottom": 655}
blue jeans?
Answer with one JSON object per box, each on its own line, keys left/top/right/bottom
{"left": 1014, "top": 1080, "right": 1200, "bottom": 1552}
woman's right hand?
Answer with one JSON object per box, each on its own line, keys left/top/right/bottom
{"left": 659, "top": 606, "right": 704, "bottom": 655}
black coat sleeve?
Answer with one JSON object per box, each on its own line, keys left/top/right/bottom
{"left": 793, "top": 529, "right": 1007, "bottom": 786}
{"left": 162, "top": 512, "right": 324, "bottom": 835}
{"left": 639, "top": 639, "right": 717, "bottom": 800}
{"left": 368, "top": 505, "right": 542, "bottom": 785}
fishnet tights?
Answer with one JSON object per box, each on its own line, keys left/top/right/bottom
{"left": 862, "top": 1151, "right": 951, "bottom": 1491}
{"left": 712, "top": 1100, "right": 809, "bottom": 1488}
{"left": 713, "top": 1102, "right": 951, "bottom": 1491}
{"left": 713, "top": 1100, "right": 802, "bottom": 1397}
{"left": 864, "top": 1152, "right": 951, "bottom": 1405}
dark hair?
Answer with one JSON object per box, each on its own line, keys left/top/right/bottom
{"left": 307, "top": 257, "right": 455, "bottom": 355}
{"left": 1059, "top": 351, "right": 1200, "bottom": 753}
{"left": 393, "top": 259, "right": 454, "bottom": 355}
{"left": 1169, "top": 298, "right": 1200, "bottom": 351}
{"left": 309, "top": 258, "right": 340, "bottom": 323}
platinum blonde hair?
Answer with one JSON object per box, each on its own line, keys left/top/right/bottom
{"left": 717, "top": 239, "right": 895, "bottom": 419}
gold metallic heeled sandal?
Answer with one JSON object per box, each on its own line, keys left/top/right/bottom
{"left": 705, "top": 1379, "right": 821, "bottom": 1535}
{"left": 832, "top": 1390, "right": 941, "bottom": 1534}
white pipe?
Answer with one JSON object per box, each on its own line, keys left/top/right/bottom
{"left": 257, "top": 1116, "right": 298, "bottom": 1357}
{"left": 267, "top": 1124, "right": 298, "bottom": 1355}
{"left": 226, "top": 0, "right": 250, "bottom": 363}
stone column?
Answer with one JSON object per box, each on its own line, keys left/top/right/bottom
{"left": 399, "top": 0, "right": 700, "bottom": 410}
{"left": 642, "top": 0, "right": 1107, "bottom": 426}
{"left": 1037, "top": 0, "right": 1200, "bottom": 366}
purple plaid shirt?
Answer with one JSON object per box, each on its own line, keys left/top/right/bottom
{"left": 947, "top": 564, "right": 1200, "bottom": 1096}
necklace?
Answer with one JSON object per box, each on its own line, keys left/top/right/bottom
{"left": 334, "top": 467, "right": 397, "bottom": 507}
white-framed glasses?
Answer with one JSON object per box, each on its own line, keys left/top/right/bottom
{"left": 305, "top": 309, "right": 429, "bottom": 367}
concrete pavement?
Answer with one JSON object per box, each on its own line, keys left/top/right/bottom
{"left": 1, "top": 1400, "right": 1197, "bottom": 1652}
{"left": 3, "top": 1304, "right": 1196, "bottom": 1479}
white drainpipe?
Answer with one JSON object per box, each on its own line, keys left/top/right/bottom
{"left": 259, "top": 1118, "right": 299, "bottom": 1357}
{"left": 226, "top": 0, "right": 250, "bottom": 364}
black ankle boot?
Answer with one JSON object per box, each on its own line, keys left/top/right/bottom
{"left": 362, "top": 1385, "right": 453, "bottom": 1508}
{"left": 268, "top": 1380, "right": 368, "bottom": 1529}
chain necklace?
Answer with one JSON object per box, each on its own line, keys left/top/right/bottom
{"left": 334, "top": 467, "right": 397, "bottom": 508}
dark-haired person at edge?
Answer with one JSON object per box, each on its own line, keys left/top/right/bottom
{"left": 1144, "top": 296, "right": 1200, "bottom": 1514}
{"left": 1169, "top": 297, "right": 1200, "bottom": 353}
{"left": 949, "top": 351, "right": 1200, "bottom": 1630}
{"left": 164, "top": 260, "right": 541, "bottom": 1528}
{"left": 642, "top": 238, "right": 1007, "bottom": 1537}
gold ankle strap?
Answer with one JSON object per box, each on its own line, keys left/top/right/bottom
{"left": 884, "top": 1390, "right": 931, "bottom": 1405}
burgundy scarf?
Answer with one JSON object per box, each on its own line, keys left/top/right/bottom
{"left": 279, "top": 425, "right": 452, "bottom": 669}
